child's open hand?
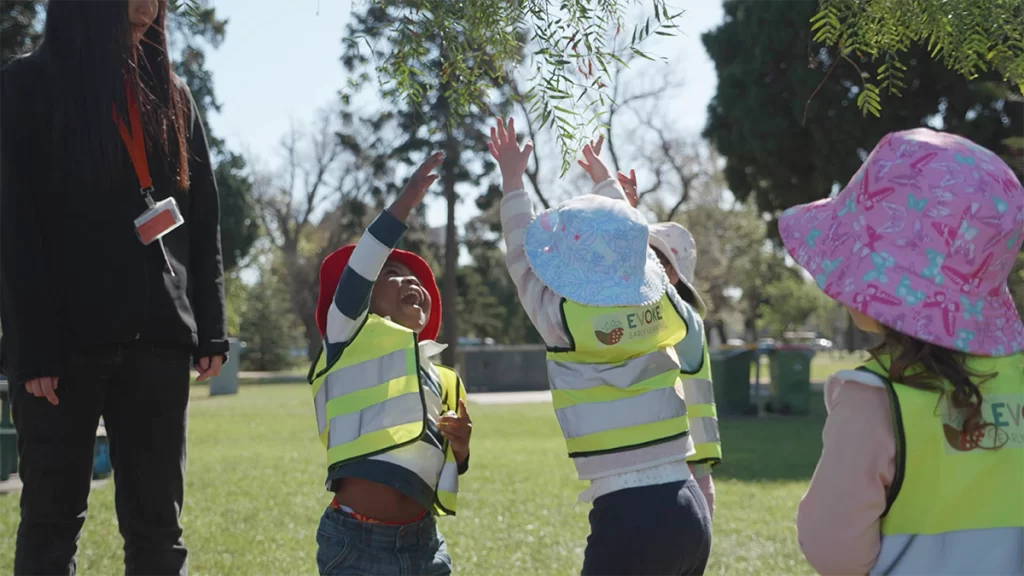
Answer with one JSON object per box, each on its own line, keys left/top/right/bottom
{"left": 489, "top": 117, "right": 534, "bottom": 193}
{"left": 578, "top": 136, "right": 612, "bottom": 184}
{"left": 617, "top": 169, "right": 638, "bottom": 207}
{"left": 439, "top": 399, "right": 472, "bottom": 465}
{"left": 389, "top": 151, "right": 444, "bottom": 221}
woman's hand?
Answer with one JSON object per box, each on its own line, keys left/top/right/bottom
{"left": 389, "top": 151, "right": 445, "bottom": 222}
{"left": 25, "top": 377, "right": 59, "bottom": 406}
{"left": 195, "top": 356, "right": 223, "bottom": 382}
{"left": 489, "top": 117, "right": 534, "bottom": 193}
{"left": 439, "top": 398, "right": 472, "bottom": 465}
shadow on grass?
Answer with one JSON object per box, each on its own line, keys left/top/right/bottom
{"left": 714, "top": 391, "right": 826, "bottom": 483}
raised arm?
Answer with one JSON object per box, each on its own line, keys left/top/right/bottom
{"left": 491, "top": 118, "right": 571, "bottom": 347}
{"left": 324, "top": 152, "right": 443, "bottom": 350}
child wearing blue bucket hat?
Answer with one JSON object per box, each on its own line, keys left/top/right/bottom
{"left": 490, "top": 118, "right": 712, "bottom": 575}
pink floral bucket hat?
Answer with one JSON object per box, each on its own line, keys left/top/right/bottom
{"left": 779, "top": 128, "right": 1024, "bottom": 357}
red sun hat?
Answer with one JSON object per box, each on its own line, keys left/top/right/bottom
{"left": 315, "top": 245, "right": 442, "bottom": 342}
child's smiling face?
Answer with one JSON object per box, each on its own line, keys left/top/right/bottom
{"left": 371, "top": 260, "right": 431, "bottom": 333}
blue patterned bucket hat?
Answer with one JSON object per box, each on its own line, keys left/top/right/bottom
{"left": 524, "top": 194, "right": 667, "bottom": 307}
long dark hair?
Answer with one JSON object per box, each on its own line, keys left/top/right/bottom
{"left": 42, "top": 0, "right": 189, "bottom": 192}
{"left": 870, "top": 329, "right": 1001, "bottom": 447}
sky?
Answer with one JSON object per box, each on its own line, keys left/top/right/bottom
{"left": 204, "top": 0, "right": 726, "bottom": 229}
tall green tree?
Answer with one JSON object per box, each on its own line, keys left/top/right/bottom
{"left": 343, "top": 2, "right": 514, "bottom": 365}
{"left": 703, "top": 0, "right": 1023, "bottom": 222}
{"left": 461, "top": 186, "right": 544, "bottom": 345}
{"left": 703, "top": 0, "right": 1024, "bottom": 330}
{"left": 168, "top": 7, "right": 259, "bottom": 273}
{"left": 236, "top": 249, "right": 306, "bottom": 371}
{"left": 811, "top": 0, "right": 1024, "bottom": 116}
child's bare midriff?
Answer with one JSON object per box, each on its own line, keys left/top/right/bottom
{"left": 335, "top": 478, "right": 428, "bottom": 524}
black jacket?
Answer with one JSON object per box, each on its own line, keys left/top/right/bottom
{"left": 0, "top": 49, "right": 228, "bottom": 385}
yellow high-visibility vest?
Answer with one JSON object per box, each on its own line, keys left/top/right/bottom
{"left": 546, "top": 292, "right": 691, "bottom": 475}
{"left": 859, "top": 353, "right": 1024, "bottom": 574}
{"left": 309, "top": 314, "right": 463, "bottom": 515}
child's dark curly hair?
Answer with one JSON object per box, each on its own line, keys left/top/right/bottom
{"left": 870, "top": 329, "right": 1003, "bottom": 448}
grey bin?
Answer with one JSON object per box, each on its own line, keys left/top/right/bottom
{"left": 209, "top": 338, "right": 242, "bottom": 396}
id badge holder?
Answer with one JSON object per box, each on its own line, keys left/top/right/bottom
{"left": 134, "top": 195, "right": 184, "bottom": 246}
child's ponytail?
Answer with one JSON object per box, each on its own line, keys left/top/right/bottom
{"left": 869, "top": 330, "right": 1002, "bottom": 447}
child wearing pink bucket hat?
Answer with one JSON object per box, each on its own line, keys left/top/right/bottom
{"left": 490, "top": 118, "right": 712, "bottom": 575}
{"left": 784, "top": 128, "right": 1024, "bottom": 575}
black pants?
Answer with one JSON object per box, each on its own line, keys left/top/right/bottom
{"left": 11, "top": 342, "right": 191, "bottom": 576}
{"left": 582, "top": 479, "right": 712, "bottom": 576}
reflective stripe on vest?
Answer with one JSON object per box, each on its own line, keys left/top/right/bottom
{"left": 311, "top": 317, "right": 423, "bottom": 464}
{"left": 432, "top": 365, "right": 464, "bottom": 516}
{"left": 678, "top": 328, "right": 721, "bottom": 465}
{"left": 547, "top": 293, "right": 690, "bottom": 463}
{"left": 309, "top": 315, "right": 463, "bottom": 516}
{"left": 861, "top": 353, "right": 1024, "bottom": 575}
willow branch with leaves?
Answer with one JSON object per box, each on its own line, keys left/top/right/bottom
{"left": 811, "top": 0, "right": 1024, "bottom": 117}
{"left": 169, "top": 1, "right": 684, "bottom": 173}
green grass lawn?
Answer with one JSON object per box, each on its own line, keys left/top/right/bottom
{"left": 1, "top": 385, "right": 825, "bottom": 575}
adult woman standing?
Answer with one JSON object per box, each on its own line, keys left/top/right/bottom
{"left": 0, "top": 1, "right": 226, "bottom": 573}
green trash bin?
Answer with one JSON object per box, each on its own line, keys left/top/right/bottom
{"left": 709, "top": 348, "right": 758, "bottom": 416}
{"left": 764, "top": 346, "right": 816, "bottom": 415}
{"left": 209, "top": 338, "right": 242, "bottom": 396}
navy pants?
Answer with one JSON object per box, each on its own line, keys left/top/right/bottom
{"left": 582, "top": 479, "right": 712, "bottom": 576}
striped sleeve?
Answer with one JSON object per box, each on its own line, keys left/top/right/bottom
{"left": 324, "top": 209, "right": 407, "bottom": 347}
{"left": 499, "top": 189, "right": 570, "bottom": 347}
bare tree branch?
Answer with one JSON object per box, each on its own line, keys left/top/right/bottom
{"left": 604, "top": 54, "right": 681, "bottom": 174}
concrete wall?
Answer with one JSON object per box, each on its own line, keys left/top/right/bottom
{"left": 454, "top": 345, "right": 549, "bottom": 393}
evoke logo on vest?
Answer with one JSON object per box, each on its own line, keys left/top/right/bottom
{"left": 941, "top": 394, "right": 1024, "bottom": 453}
{"left": 592, "top": 303, "right": 665, "bottom": 346}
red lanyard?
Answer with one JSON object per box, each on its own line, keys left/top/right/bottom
{"left": 113, "top": 78, "right": 153, "bottom": 194}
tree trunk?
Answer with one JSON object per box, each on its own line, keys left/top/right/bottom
{"left": 304, "top": 316, "right": 322, "bottom": 361}
{"left": 441, "top": 149, "right": 459, "bottom": 367}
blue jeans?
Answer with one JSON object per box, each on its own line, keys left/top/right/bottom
{"left": 316, "top": 507, "right": 452, "bottom": 576}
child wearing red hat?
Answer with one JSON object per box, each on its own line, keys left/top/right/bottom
{"left": 308, "top": 152, "right": 472, "bottom": 576}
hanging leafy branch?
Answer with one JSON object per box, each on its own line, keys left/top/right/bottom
{"left": 167, "top": 0, "right": 204, "bottom": 20}
{"left": 811, "top": 0, "right": 1024, "bottom": 117}
{"left": 342, "top": 0, "right": 685, "bottom": 174}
